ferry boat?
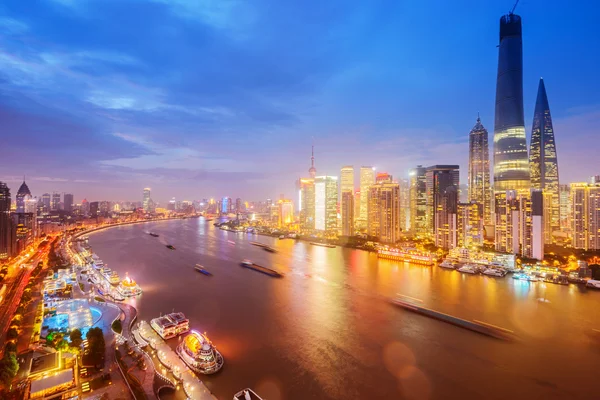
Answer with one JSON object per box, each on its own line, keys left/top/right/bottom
{"left": 166, "top": 244, "right": 176, "bottom": 250}
{"left": 176, "top": 330, "right": 224, "bottom": 374}
{"left": 100, "top": 268, "right": 121, "bottom": 286}
{"left": 151, "top": 312, "right": 190, "bottom": 340}
{"left": 234, "top": 389, "right": 263, "bottom": 400}
{"left": 117, "top": 274, "right": 142, "bottom": 297}
{"left": 278, "top": 235, "right": 285, "bottom": 239}
{"left": 483, "top": 268, "right": 506, "bottom": 277}
{"left": 262, "top": 246, "right": 277, "bottom": 253}
{"left": 195, "top": 264, "right": 212, "bottom": 276}
{"left": 93, "top": 259, "right": 105, "bottom": 270}
{"left": 377, "top": 248, "right": 436, "bottom": 266}
{"left": 439, "top": 260, "right": 456, "bottom": 269}
{"left": 241, "top": 260, "right": 283, "bottom": 278}
{"left": 309, "top": 242, "right": 336, "bottom": 248}
{"left": 458, "top": 265, "right": 478, "bottom": 274}
{"left": 249, "top": 241, "right": 267, "bottom": 248}
{"left": 586, "top": 280, "right": 600, "bottom": 289}
{"left": 148, "top": 232, "right": 159, "bottom": 237}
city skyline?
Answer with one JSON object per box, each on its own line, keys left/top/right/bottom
{"left": 0, "top": 1, "right": 599, "bottom": 200}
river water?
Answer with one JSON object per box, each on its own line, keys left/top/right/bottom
{"left": 89, "top": 218, "right": 599, "bottom": 400}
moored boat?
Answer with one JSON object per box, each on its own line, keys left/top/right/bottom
{"left": 166, "top": 244, "right": 176, "bottom": 250}
{"left": 263, "top": 246, "right": 276, "bottom": 253}
{"left": 151, "top": 312, "right": 190, "bottom": 340}
{"left": 240, "top": 260, "right": 283, "bottom": 277}
{"left": 483, "top": 268, "right": 506, "bottom": 277}
{"left": 176, "top": 330, "right": 224, "bottom": 374}
{"left": 148, "top": 232, "right": 159, "bottom": 237}
{"left": 439, "top": 260, "right": 456, "bottom": 269}
{"left": 458, "top": 265, "right": 478, "bottom": 274}
{"left": 309, "top": 242, "right": 336, "bottom": 248}
{"left": 586, "top": 279, "right": 600, "bottom": 289}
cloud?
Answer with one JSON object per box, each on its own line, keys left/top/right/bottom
{"left": 0, "top": 17, "right": 28, "bottom": 34}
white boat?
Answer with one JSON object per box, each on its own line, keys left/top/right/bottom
{"left": 151, "top": 312, "right": 190, "bottom": 340}
{"left": 439, "top": 260, "right": 456, "bottom": 269}
{"left": 234, "top": 389, "right": 263, "bottom": 400}
{"left": 241, "top": 259, "right": 253, "bottom": 267}
{"left": 483, "top": 268, "right": 506, "bottom": 277}
{"left": 586, "top": 280, "right": 600, "bottom": 289}
{"left": 458, "top": 265, "right": 478, "bottom": 274}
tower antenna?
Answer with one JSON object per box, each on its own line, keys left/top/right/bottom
{"left": 510, "top": 0, "right": 520, "bottom": 14}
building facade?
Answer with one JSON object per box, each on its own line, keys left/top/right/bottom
{"left": 367, "top": 181, "right": 400, "bottom": 243}
{"left": 571, "top": 182, "right": 600, "bottom": 250}
{"left": 143, "top": 188, "right": 151, "bottom": 212}
{"left": 314, "top": 176, "right": 338, "bottom": 232}
{"left": 0, "top": 182, "right": 14, "bottom": 260}
{"left": 468, "top": 116, "right": 491, "bottom": 224}
{"left": 340, "top": 166, "right": 354, "bottom": 194}
{"left": 425, "top": 165, "right": 459, "bottom": 235}
{"left": 341, "top": 191, "right": 354, "bottom": 236}
{"left": 63, "top": 193, "right": 74, "bottom": 213}
{"left": 299, "top": 178, "right": 315, "bottom": 230}
{"left": 358, "top": 167, "right": 375, "bottom": 228}
{"left": 278, "top": 199, "right": 294, "bottom": 227}
{"left": 409, "top": 166, "right": 427, "bottom": 235}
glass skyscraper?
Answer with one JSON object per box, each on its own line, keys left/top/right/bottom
{"left": 493, "top": 12, "right": 530, "bottom": 193}
{"left": 468, "top": 116, "right": 491, "bottom": 224}
{"left": 529, "top": 78, "right": 559, "bottom": 238}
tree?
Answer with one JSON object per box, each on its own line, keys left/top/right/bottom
{"left": 69, "top": 329, "right": 83, "bottom": 348}
{"left": 85, "top": 327, "right": 105, "bottom": 366}
{"left": 0, "top": 353, "right": 19, "bottom": 386}
{"left": 6, "top": 328, "right": 18, "bottom": 340}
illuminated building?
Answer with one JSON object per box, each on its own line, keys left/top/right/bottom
{"left": 495, "top": 190, "right": 520, "bottom": 254}
{"left": 376, "top": 172, "right": 392, "bottom": 183}
{"left": 468, "top": 116, "right": 491, "bottom": 223}
{"left": 425, "top": 165, "right": 459, "bottom": 235}
{"left": 89, "top": 201, "right": 99, "bottom": 217}
{"left": 571, "top": 182, "right": 600, "bottom": 250}
{"left": 151, "top": 312, "right": 189, "bottom": 339}
{"left": 434, "top": 186, "right": 458, "bottom": 250}
{"left": 235, "top": 198, "right": 243, "bottom": 213}
{"left": 51, "top": 192, "right": 61, "bottom": 211}
{"left": 559, "top": 184, "right": 570, "bottom": 231}
{"left": 314, "top": 176, "right": 338, "bottom": 232}
{"left": 168, "top": 197, "right": 176, "bottom": 211}
{"left": 308, "top": 145, "right": 317, "bottom": 178}
{"left": 16, "top": 180, "right": 32, "bottom": 213}
{"left": 341, "top": 191, "right": 354, "bottom": 236}
{"left": 457, "top": 201, "right": 484, "bottom": 248}
{"left": 409, "top": 165, "right": 427, "bottom": 234}
{"left": 177, "top": 330, "right": 224, "bottom": 374}
{"left": 299, "top": 178, "right": 315, "bottom": 230}
{"left": 493, "top": 11, "right": 530, "bottom": 193}
{"left": 143, "top": 188, "right": 151, "bottom": 212}
{"left": 340, "top": 166, "right": 354, "bottom": 193}
{"left": 399, "top": 178, "right": 409, "bottom": 231}
{"left": 278, "top": 199, "right": 294, "bottom": 227}
{"left": 520, "top": 189, "right": 544, "bottom": 260}
{"left": 358, "top": 166, "right": 375, "bottom": 227}
{"left": 529, "top": 78, "right": 560, "bottom": 241}
{"left": 354, "top": 189, "right": 361, "bottom": 226}
{"left": 0, "top": 182, "right": 15, "bottom": 260}
{"left": 63, "top": 193, "right": 74, "bottom": 213}
{"left": 367, "top": 181, "right": 400, "bottom": 243}
{"left": 42, "top": 193, "right": 51, "bottom": 212}
{"left": 221, "top": 197, "right": 230, "bottom": 214}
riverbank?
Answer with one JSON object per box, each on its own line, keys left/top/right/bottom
{"left": 72, "top": 216, "right": 190, "bottom": 240}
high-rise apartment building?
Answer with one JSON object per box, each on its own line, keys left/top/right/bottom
{"left": 299, "top": 178, "right": 315, "bottom": 230}
{"left": 425, "top": 165, "right": 459, "bottom": 235}
{"left": 340, "top": 166, "right": 354, "bottom": 194}
{"left": 63, "top": 193, "right": 74, "bottom": 213}
{"left": 314, "top": 176, "right": 338, "bottom": 232}
{"left": 367, "top": 181, "right": 400, "bottom": 243}
{"left": 42, "top": 193, "right": 51, "bottom": 212}
{"left": 495, "top": 190, "right": 521, "bottom": 254}
{"left": 51, "top": 192, "right": 61, "bottom": 211}
{"left": 358, "top": 167, "right": 375, "bottom": 227}
{"left": 89, "top": 201, "right": 99, "bottom": 217}
{"left": 399, "top": 178, "right": 410, "bottom": 232}
{"left": 493, "top": 12, "right": 530, "bottom": 193}
{"left": 341, "top": 191, "right": 354, "bottom": 236}
{"left": 457, "top": 202, "right": 484, "bottom": 248}
{"left": 0, "top": 182, "right": 14, "bottom": 260}
{"left": 529, "top": 78, "right": 559, "bottom": 241}
{"left": 468, "top": 116, "right": 491, "bottom": 223}
{"left": 143, "top": 188, "right": 151, "bottom": 212}
{"left": 559, "top": 184, "right": 570, "bottom": 231}
{"left": 409, "top": 166, "right": 427, "bottom": 234}
{"left": 434, "top": 186, "right": 458, "bottom": 250}
{"left": 571, "top": 182, "right": 600, "bottom": 250}
{"left": 278, "top": 199, "right": 294, "bottom": 227}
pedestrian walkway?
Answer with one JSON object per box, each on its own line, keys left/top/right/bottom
{"left": 138, "top": 320, "right": 218, "bottom": 400}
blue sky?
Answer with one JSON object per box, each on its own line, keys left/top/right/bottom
{"left": 1, "top": 0, "right": 598, "bottom": 203}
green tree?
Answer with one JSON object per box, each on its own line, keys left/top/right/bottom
{"left": 69, "top": 329, "right": 83, "bottom": 348}
{"left": 0, "top": 353, "right": 19, "bottom": 386}
{"left": 6, "top": 328, "right": 18, "bottom": 340}
{"left": 85, "top": 327, "right": 105, "bottom": 366}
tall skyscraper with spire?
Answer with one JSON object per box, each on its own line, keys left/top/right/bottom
{"left": 493, "top": 11, "right": 530, "bottom": 193}
{"left": 529, "top": 78, "right": 559, "bottom": 239}
{"left": 468, "top": 115, "right": 491, "bottom": 224}
{"left": 300, "top": 146, "right": 316, "bottom": 230}
{"left": 309, "top": 145, "right": 317, "bottom": 179}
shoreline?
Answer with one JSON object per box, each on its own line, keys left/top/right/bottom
{"left": 72, "top": 216, "right": 190, "bottom": 240}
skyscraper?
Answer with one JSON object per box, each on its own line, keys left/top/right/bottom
{"left": 571, "top": 182, "right": 600, "bottom": 250}
{"left": 0, "top": 182, "right": 14, "bottom": 259}
{"left": 495, "top": 190, "right": 520, "bottom": 254}
{"left": 51, "top": 192, "right": 61, "bottom": 211}
{"left": 359, "top": 166, "right": 375, "bottom": 227}
{"left": 308, "top": 145, "right": 317, "bottom": 179}
{"left": 41, "top": 193, "right": 51, "bottom": 212}
{"left": 299, "top": 178, "right": 315, "bottom": 230}
{"left": 493, "top": 11, "right": 530, "bottom": 193}
{"left": 16, "top": 180, "right": 32, "bottom": 213}
{"left": 434, "top": 186, "right": 458, "bottom": 250}
{"left": 399, "top": 178, "right": 410, "bottom": 232}
{"left": 340, "top": 166, "right": 354, "bottom": 194}
{"left": 520, "top": 189, "right": 544, "bottom": 260}
{"left": 341, "top": 191, "right": 354, "bottom": 236}
{"left": 314, "top": 176, "right": 338, "bottom": 232}
{"left": 278, "top": 199, "right": 294, "bottom": 227}
{"left": 559, "top": 184, "right": 570, "bottom": 231}
{"left": 468, "top": 116, "right": 491, "bottom": 223}
{"left": 64, "top": 193, "right": 74, "bottom": 213}
{"left": 143, "top": 188, "right": 151, "bottom": 212}
{"left": 529, "top": 78, "right": 560, "bottom": 241}
{"left": 425, "top": 165, "right": 459, "bottom": 235}
{"left": 367, "top": 181, "right": 400, "bottom": 243}
{"left": 409, "top": 166, "right": 427, "bottom": 234}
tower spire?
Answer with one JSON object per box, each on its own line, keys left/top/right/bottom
{"left": 308, "top": 143, "right": 316, "bottom": 178}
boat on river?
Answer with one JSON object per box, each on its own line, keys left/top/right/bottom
{"left": 166, "top": 244, "right": 176, "bottom": 250}
{"left": 177, "top": 330, "right": 224, "bottom": 374}
{"left": 458, "top": 265, "right": 478, "bottom": 274}
{"left": 309, "top": 242, "right": 336, "bottom": 248}
{"left": 263, "top": 246, "right": 277, "bottom": 253}
{"left": 195, "top": 264, "right": 212, "bottom": 276}
{"left": 234, "top": 389, "right": 263, "bottom": 400}
{"left": 586, "top": 280, "right": 600, "bottom": 289}
{"left": 241, "top": 259, "right": 283, "bottom": 278}
{"left": 148, "top": 232, "right": 159, "bottom": 237}
{"left": 483, "top": 268, "right": 507, "bottom": 277}
{"left": 439, "top": 260, "right": 457, "bottom": 269}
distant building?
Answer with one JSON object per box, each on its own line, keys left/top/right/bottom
{"left": 89, "top": 201, "right": 99, "bottom": 218}
{"left": 16, "top": 180, "right": 32, "bottom": 213}
{"left": 358, "top": 166, "right": 375, "bottom": 228}
{"left": 340, "top": 166, "right": 354, "bottom": 194}
{"left": 468, "top": 116, "right": 491, "bottom": 224}
{"left": 63, "top": 193, "right": 74, "bottom": 213}
{"left": 221, "top": 197, "right": 230, "bottom": 214}
{"left": 367, "top": 181, "right": 400, "bottom": 243}
{"left": 399, "top": 178, "right": 409, "bottom": 232}
{"left": 571, "top": 182, "right": 600, "bottom": 250}
{"left": 375, "top": 172, "right": 392, "bottom": 183}
{"left": 42, "top": 193, "right": 51, "bottom": 212}
{"left": 314, "top": 176, "right": 338, "bottom": 232}
{"left": 143, "top": 188, "right": 151, "bottom": 212}
{"left": 425, "top": 165, "right": 459, "bottom": 235}
{"left": 168, "top": 197, "right": 176, "bottom": 211}
{"left": 278, "top": 199, "right": 294, "bottom": 227}
{"left": 0, "top": 182, "right": 15, "bottom": 259}
{"left": 51, "top": 192, "right": 61, "bottom": 211}
{"left": 299, "top": 178, "right": 315, "bottom": 230}
{"left": 409, "top": 165, "right": 427, "bottom": 234}
{"left": 341, "top": 191, "right": 354, "bottom": 236}
{"left": 235, "top": 198, "right": 243, "bottom": 213}
{"left": 559, "top": 184, "right": 570, "bottom": 231}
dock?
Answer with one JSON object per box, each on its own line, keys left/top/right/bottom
{"left": 137, "top": 320, "right": 218, "bottom": 400}
{"left": 391, "top": 299, "right": 514, "bottom": 341}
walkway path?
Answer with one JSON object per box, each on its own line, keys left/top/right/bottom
{"left": 138, "top": 320, "right": 217, "bottom": 400}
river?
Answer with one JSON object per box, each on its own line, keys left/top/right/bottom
{"left": 88, "top": 218, "right": 599, "bottom": 400}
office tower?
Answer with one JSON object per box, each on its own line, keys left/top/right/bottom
{"left": 358, "top": 167, "right": 375, "bottom": 227}
{"left": 468, "top": 116, "right": 491, "bottom": 223}
{"left": 399, "top": 178, "right": 410, "bottom": 232}
{"left": 571, "top": 182, "right": 600, "bottom": 250}
{"left": 221, "top": 197, "right": 230, "bottom": 214}
{"left": 143, "top": 188, "right": 151, "bottom": 212}
{"left": 529, "top": 78, "right": 560, "bottom": 241}
{"left": 493, "top": 11, "right": 530, "bottom": 193}
{"left": 270, "top": 204, "right": 279, "bottom": 224}
{"left": 89, "top": 202, "right": 99, "bottom": 217}
{"left": 314, "top": 176, "right": 338, "bottom": 232}
{"left": 457, "top": 202, "right": 484, "bottom": 248}
{"left": 235, "top": 198, "right": 242, "bottom": 213}
{"left": 168, "top": 198, "right": 176, "bottom": 211}
{"left": 278, "top": 199, "right": 294, "bottom": 227}
{"left": 520, "top": 189, "right": 544, "bottom": 260}
{"left": 51, "top": 192, "right": 61, "bottom": 211}
{"left": 592, "top": 176, "right": 600, "bottom": 184}
{"left": 340, "top": 166, "right": 354, "bottom": 194}
{"left": 81, "top": 199, "right": 90, "bottom": 216}
{"left": 0, "top": 182, "right": 14, "bottom": 259}
{"left": 341, "top": 191, "right": 354, "bottom": 236}
{"left": 425, "top": 165, "right": 460, "bottom": 234}
{"left": 376, "top": 172, "right": 392, "bottom": 183}
{"left": 495, "top": 190, "right": 520, "bottom": 254}
{"left": 16, "top": 180, "right": 32, "bottom": 213}
{"left": 559, "top": 184, "right": 570, "bottom": 231}
{"left": 367, "top": 181, "right": 400, "bottom": 243}
{"left": 42, "top": 193, "right": 51, "bottom": 212}
{"left": 354, "top": 190, "right": 361, "bottom": 225}
{"left": 409, "top": 166, "right": 427, "bottom": 234}
{"left": 434, "top": 186, "right": 458, "bottom": 250}
{"left": 299, "top": 178, "right": 315, "bottom": 230}
{"left": 63, "top": 193, "right": 74, "bottom": 213}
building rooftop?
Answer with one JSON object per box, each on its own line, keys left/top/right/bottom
{"left": 29, "top": 353, "right": 60, "bottom": 376}
{"left": 30, "top": 369, "right": 74, "bottom": 396}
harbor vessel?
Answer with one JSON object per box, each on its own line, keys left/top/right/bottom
{"left": 309, "top": 242, "right": 336, "bottom": 248}
{"left": 241, "top": 260, "right": 283, "bottom": 278}
{"left": 439, "top": 260, "right": 456, "bottom": 269}
{"left": 117, "top": 274, "right": 142, "bottom": 297}
{"left": 263, "top": 246, "right": 277, "bottom": 253}
{"left": 234, "top": 389, "right": 264, "bottom": 400}
{"left": 586, "top": 280, "right": 600, "bottom": 289}
{"left": 100, "top": 267, "right": 120, "bottom": 285}
{"left": 166, "top": 244, "right": 176, "bottom": 250}
{"left": 176, "top": 330, "right": 224, "bottom": 374}
{"left": 377, "top": 248, "right": 436, "bottom": 266}
{"left": 151, "top": 312, "right": 190, "bottom": 340}
{"left": 483, "top": 268, "right": 507, "bottom": 277}
{"left": 194, "top": 264, "right": 212, "bottom": 276}
{"left": 458, "top": 265, "right": 478, "bottom": 274}
{"left": 148, "top": 232, "right": 159, "bottom": 237}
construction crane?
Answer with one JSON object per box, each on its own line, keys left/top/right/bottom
{"left": 510, "top": 0, "right": 520, "bottom": 14}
